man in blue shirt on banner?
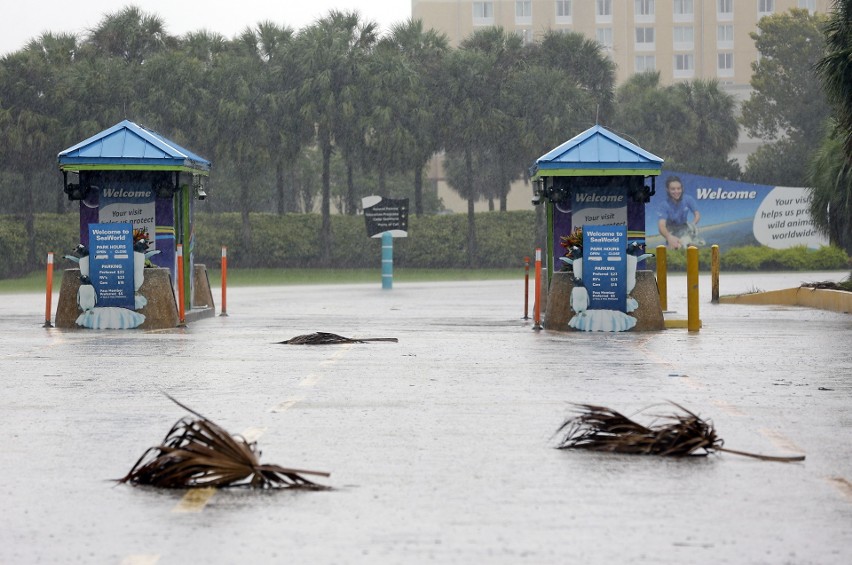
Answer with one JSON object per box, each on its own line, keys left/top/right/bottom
{"left": 657, "top": 175, "right": 704, "bottom": 249}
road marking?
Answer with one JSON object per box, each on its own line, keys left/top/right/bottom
{"left": 270, "top": 396, "right": 304, "bottom": 413}
{"left": 241, "top": 426, "right": 267, "bottom": 443}
{"left": 712, "top": 399, "right": 745, "bottom": 416}
{"left": 172, "top": 487, "right": 217, "bottom": 513}
{"left": 320, "top": 344, "right": 352, "bottom": 365}
{"left": 299, "top": 373, "right": 321, "bottom": 387}
{"left": 827, "top": 477, "right": 852, "bottom": 502}
{"left": 120, "top": 556, "right": 160, "bottom": 565}
{"left": 759, "top": 428, "right": 803, "bottom": 453}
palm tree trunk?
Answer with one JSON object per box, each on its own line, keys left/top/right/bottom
{"left": 276, "top": 160, "right": 285, "bottom": 215}
{"left": 464, "top": 147, "right": 477, "bottom": 267}
{"left": 346, "top": 162, "right": 356, "bottom": 215}
{"left": 321, "top": 143, "right": 332, "bottom": 266}
{"left": 413, "top": 164, "right": 424, "bottom": 217}
{"left": 24, "top": 176, "right": 37, "bottom": 271}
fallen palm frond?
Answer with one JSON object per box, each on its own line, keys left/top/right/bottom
{"left": 554, "top": 403, "right": 805, "bottom": 462}
{"left": 117, "top": 395, "right": 330, "bottom": 489}
{"left": 278, "top": 331, "right": 398, "bottom": 345}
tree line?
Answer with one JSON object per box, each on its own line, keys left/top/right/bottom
{"left": 0, "top": 4, "right": 849, "bottom": 269}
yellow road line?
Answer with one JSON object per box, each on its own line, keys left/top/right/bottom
{"left": 270, "top": 396, "right": 304, "bottom": 413}
{"left": 827, "top": 477, "right": 852, "bottom": 503}
{"left": 712, "top": 399, "right": 745, "bottom": 416}
{"left": 241, "top": 426, "right": 267, "bottom": 443}
{"left": 758, "top": 428, "right": 803, "bottom": 454}
{"left": 299, "top": 373, "right": 321, "bottom": 387}
{"left": 172, "top": 487, "right": 217, "bottom": 513}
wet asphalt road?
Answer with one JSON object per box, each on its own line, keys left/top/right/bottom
{"left": 1, "top": 271, "right": 851, "bottom": 564}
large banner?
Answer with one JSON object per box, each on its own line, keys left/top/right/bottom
{"left": 646, "top": 171, "right": 828, "bottom": 250}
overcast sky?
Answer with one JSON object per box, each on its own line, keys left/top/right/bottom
{"left": 1, "top": 1, "right": 412, "bottom": 56}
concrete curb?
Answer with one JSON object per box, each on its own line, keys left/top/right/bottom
{"left": 718, "top": 287, "right": 852, "bottom": 314}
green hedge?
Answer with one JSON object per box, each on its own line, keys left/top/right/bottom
{"left": 2, "top": 212, "right": 849, "bottom": 279}
{"left": 645, "top": 244, "right": 850, "bottom": 272}
{"left": 193, "top": 211, "right": 539, "bottom": 269}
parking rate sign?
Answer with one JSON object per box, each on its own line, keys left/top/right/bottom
{"left": 583, "top": 226, "right": 627, "bottom": 312}
{"left": 88, "top": 223, "right": 135, "bottom": 309}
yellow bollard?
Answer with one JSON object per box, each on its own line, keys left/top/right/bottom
{"left": 687, "top": 246, "right": 700, "bottom": 332}
{"left": 656, "top": 245, "right": 667, "bottom": 311}
{"left": 711, "top": 244, "right": 720, "bottom": 304}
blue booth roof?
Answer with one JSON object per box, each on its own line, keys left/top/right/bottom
{"left": 530, "top": 125, "right": 662, "bottom": 177}
{"left": 58, "top": 120, "right": 211, "bottom": 173}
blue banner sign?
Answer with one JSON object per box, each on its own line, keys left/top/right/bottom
{"left": 88, "top": 223, "right": 135, "bottom": 309}
{"left": 647, "top": 171, "right": 828, "bottom": 250}
{"left": 583, "top": 225, "right": 627, "bottom": 312}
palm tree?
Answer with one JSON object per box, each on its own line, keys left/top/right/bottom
{"left": 441, "top": 45, "right": 495, "bottom": 266}
{"left": 85, "top": 5, "right": 175, "bottom": 64}
{"left": 382, "top": 20, "right": 449, "bottom": 216}
{"left": 295, "top": 11, "right": 377, "bottom": 263}
{"left": 816, "top": 0, "right": 852, "bottom": 159}
{"left": 806, "top": 131, "right": 852, "bottom": 254}
{"left": 811, "top": 0, "right": 852, "bottom": 255}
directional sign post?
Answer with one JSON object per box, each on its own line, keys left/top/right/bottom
{"left": 363, "top": 196, "right": 409, "bottom": 290}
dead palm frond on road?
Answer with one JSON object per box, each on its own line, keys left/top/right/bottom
{"left": 554, "top": 403, "right": 805, "bottom": 462}
{"left": 278, "top": 331, "right": 398, "bottom": 344}
{"left": 117, "top": 395, "right": 330, "bottom": 489}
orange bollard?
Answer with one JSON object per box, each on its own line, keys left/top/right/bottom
{"left": 220, "top": 246, "right": 228, "bottom": 317}
{"left": 177, "top": 244, "right": 186, "bottom": 325}
{"left": 44, "top": 252, "right": 54, "bottom": 328}
{"left": 523, "top": 256, "right": 530, "bottom": 320}
{"left": 533, "top": 248, "right": 542, "bottom": 331}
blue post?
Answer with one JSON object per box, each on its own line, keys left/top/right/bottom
{"left": 381, "top": 231, "right": 393, "bottom": 290}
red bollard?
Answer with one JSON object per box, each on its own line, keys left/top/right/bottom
{"left": 523, "top": 256, "right": 530, "bottom": 320}
{"left": 44, "top": 252, "right": 54, "bottom": 328}
{"left": 177, "top": 244, "right": 186, "bottom": 325}
{"left": 533, "top": 248, "right": 542, "bottom": 331}
{"left": 220, "top": 246, "right": 228, "bottom": 317}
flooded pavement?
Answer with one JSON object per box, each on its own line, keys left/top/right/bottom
{"left": 1, "top": 271, "right": 851, "bottom": 564}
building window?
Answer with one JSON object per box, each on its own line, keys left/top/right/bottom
{"left": 717, "top": 24, "right": 734, "bottom": 48}
{"left": 798, "top": 0, "right": 816, "bottom": 12}
{"left": 517, "top": 28, "right": 533, "bottom": 44}
{"left": 596, "top": 0, "right": 613, "bottom": 23}
{"left": 473, "top": 1, "right": 494, "bottom": 25}
{"left": 718, "top": 52, "right": 734, "bottom": 76}
{"left": 674, "top": 26, "right": 694, "bottom": 50}
{"left": 635, "top": 0, "right": 655, "bottom": 16}
{"left": 758, "top": 0, "right": 775, "bottom": 16}
{"left": 718, "top": 0, "right": 733, "bottom": 21}
{"left": 635, "top": 27, "right": 655, "bottom": 50}
{"left": 556, "top": 0, "right": 573, "bottom": 23}
{"left": 674, "top": 53, "right": 695, "bottom": 77}
{"left": 516, "top": 1, "right": 532, "bottom": 24}
{"left": 674, "top": 0, "right": 694, "bottom": 20}
{"left": 634, "top": 0, "right": 655, "bottom": 23}
{"left": 596, "top": 27, "right": 613, "bottom": 50}
{"left": 635, "top": 55, "right": 656, "bottom": 72}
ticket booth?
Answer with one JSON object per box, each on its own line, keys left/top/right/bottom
{"left": 529, "top": 125, "right": 665, "bottom": 331}
{"left": 55, "top": 120, "right": 214, "bottom": 329}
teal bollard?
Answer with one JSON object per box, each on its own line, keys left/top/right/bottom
{"left": 382, "top": 232, "right": 393, "bottom": 290}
